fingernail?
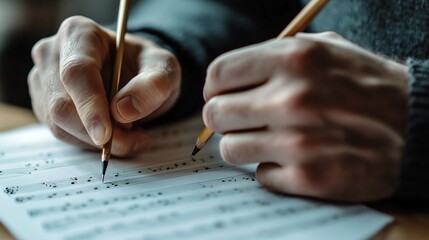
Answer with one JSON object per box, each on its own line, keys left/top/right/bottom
{"left": 116, "top": 95, "right": 143, "bottom": 121}
{"left": 90, "top": 124, "right": 106, "bottom": 145}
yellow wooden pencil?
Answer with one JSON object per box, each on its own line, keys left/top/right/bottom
{"left": 191, "top": 0, "right": 329, "bottom": 156}
{"left": 102, "top": 0, "right": 130, "bottom": 183}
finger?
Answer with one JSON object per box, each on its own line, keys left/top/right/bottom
{"left": 322, "top": 110, "right": 404, "bottom": 150}
{"left": 47, "top": 87, "right": 150, "bottom": 156}
{"left": 219, "top": 126, "right": 345, "bottom": 166}
{"left": 29, "top": 69, "right": 93, "bottom": 150}
{"left": 256, "top": 162, "right": 329, "bottom": 199}
{"left": 112, "top": 47, "right": 180, "bottom": 123}
{"left": 204, "top": 38, "right": 327, "bottom": 101}
{"left": 204, "top": 40, "right": 278, "bottom": 100}
{"left": 31, "top": 36, "right": 55, "bottom": 69}
{"left": 255, "top": 147, "right": 377, "bottom": 202}
{"left": 29, "top": 36, "right": 57, "bottom": 123}
{"left": 48, "top": 122, "right": 97, "bottom": 151}
{"left": 202, "top": 88, "right": 267, "bottom": 133}
{"left": 28, "top": 67, "right": 48, "bottom": 122}
{"left": 203, "top": 80, "right": 325, "bottom": 134}
{"left": 318, "top": 71, "right": 407, "bottom": 134}
{"left": 58, "top": 17, "right": 111, "bottom": 146}
{"left": 296, "top": 32, "right": 389, "bottom": 77}
{"left": 47, "top": 93, "right": 94, "bottom": 145}
{"left": 296, "top": 32, "right": 348, "bottom": 43}
{"left": 110, "top": 127, "right": 151, "bottom": 157}
{"left": 49, "top": 117, "right": 150, "bottom": 157}
{"left": 31, "top": 39, "right": 100, "bottom": 147}
{"left": 48, "top": 110, "right": 150, "bottom": 157}
{"left": 31, "top": 45, "right": 102, "bottom": 147}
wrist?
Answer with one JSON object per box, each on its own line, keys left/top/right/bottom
{"left": 392, "top": 59, "right": 429, "bottom": 203}
{"left": 384, "top": 60, "right": 410, "bottom": 94}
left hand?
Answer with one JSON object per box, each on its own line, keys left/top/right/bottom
{"left": 203, "top": 32, "right": 409, "bottom": 202}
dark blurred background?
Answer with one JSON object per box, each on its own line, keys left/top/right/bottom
{"left": 0, "top": 0, "right": 118, "bottom": 109}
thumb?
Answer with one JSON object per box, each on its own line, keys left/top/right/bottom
{"left": 111, "top": 48, "right": 180, "bottom": 124}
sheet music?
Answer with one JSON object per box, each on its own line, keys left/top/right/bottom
{"left": 0, "top": 115, "right": 392, "bottom": 240}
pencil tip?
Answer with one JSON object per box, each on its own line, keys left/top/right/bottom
{"left": 101, "top": 161, "right": 108, "bottom": 183}
{"left": 191, "top": 146, "right": 200, "bottom": 157}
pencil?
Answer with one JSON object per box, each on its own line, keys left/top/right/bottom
{"left": 191, "top": 0, "right": 329, "bottom": 157}
{"left": 101, "top": 0, "right": 130, "bottom": 183}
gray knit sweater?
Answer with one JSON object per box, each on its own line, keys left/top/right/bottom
{"left": 307, "top": 0, "right": 429, "bottom": 202}
{"left": 128, "top": 0, "right": 429, "bottom": 202}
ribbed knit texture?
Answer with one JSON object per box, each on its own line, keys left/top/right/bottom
{"left": 394, "top": 59, "right": 429, "bottom": 202}
{"left": 307, "top": 0, "right": 429, "bottom": 61}
{"left": 306, "top": 0, "right": 429, "bottom": 202}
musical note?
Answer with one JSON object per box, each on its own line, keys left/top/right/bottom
{"left": 4, "top": 154, "right": 220, "bottom": 197}
{"left": 12, "top": 160, "right": 229, "bottom": 203}
{"left": 41, "top": 178, "right": 261, "bottom": 232}
{"left": 28, "top": 175, "right": 256, "bottom": 218}
{"left": 0, "top": 116, "right": 393, "bottom": 240}
{"left": 0, "top": 156, "right": 89, "bottom": 177}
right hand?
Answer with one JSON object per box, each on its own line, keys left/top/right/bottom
{"left": 29, "top": 16, "right": 181, "bottom": 156}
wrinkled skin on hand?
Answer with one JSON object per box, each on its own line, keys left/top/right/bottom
{"left": 29, "top": 16, "right": 181, "bottom": 156}
{"left": 203, "top": 32, "right": 409, "bottom": 202}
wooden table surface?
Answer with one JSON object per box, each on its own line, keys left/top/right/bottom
{"left": 0, "top": 103, "right": 428, "bottom": 240}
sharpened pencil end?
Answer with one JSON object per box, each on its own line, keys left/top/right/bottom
{"left": 191, "top": 146, "right": 201, "bottom": 157}
{"left": 101, "top": 161, "right": 108, "bottom": 183}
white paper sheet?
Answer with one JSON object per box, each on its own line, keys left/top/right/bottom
{"left": 0, "top": 116, "right": 392, "bottom": 240}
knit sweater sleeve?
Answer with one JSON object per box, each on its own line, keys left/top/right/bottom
{"left": 393, "top": 59, "right": 429, "bottom": 203}
{"left": 125, "top": 0, "right": 300, "bottom": 123}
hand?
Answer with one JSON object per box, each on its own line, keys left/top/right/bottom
{"left": 29, "top": 16, "right": 181, "bottom": 156}
{"left": 203, "top": 32, "right": 409, "bottom": 202}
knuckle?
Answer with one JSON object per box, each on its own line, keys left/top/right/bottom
{"left": 256, "top": 163, "right": 289, "bottom": 192}
{"left": 31, "top": 37, "right": 51, "bottom": 64}
{"left": 292, "top": 163, "right": 340, "bottom": 199}
{"left": 48, "top": 123, "right": 69, "bottom": 141}
{"left": 207, "top": 58, "right": 222, "bottom": 84}
{"left": 76, "top": 95, "right": 99, "bottom": 121}
{"left": 288, "top": 133, "right": 309, "bottom": 153}
{"left": 272, "top": 84, "right": 312, "bottom": 119}
{"left": 288, "top": 166, "right": 321, "bottom": 192}
{"left": 220, "top": 136, "right": 261, "bottom": 165}
{"left": 48, "top": 96, "right": 73, "bottom": 124}
{"left": 219, "top": 136, "right": 235, "bottom": 164}
{"left": 133, "top": 71, "right": 174, "bottom": 113}
{"left": 59, "top": 16, "right": 95, "bottom": 37}
{"left": 114, "top": 145, "right": 134, "bottom": 158}
{"left": 279, "top": 40, "right": 326, "bottom": 73}
{"left": 271, "top": 95, "right": 293, "bottom": 120}
{"left": 320, "top": 31, "right": 343, "bottom": 39}
{"left": 112, "top": 140, "right": 136, "bottom": 158}
{"left": 157, "top": 50, "right": 180, "bottom": 73}
{"left": 204, "top": 55, "right": 230, "bottom": 99}
{"left": 288, "top": 84, "right": 313, "bottom": 107}
{"left": 60, "top": 57, "right": 96, "bottom": 86}
{"left": 290, "top": 85, "right": 315, "bottom": 110}
{"left": 27, "top": 68, "right": 38, "bottom": 88}
{"left": 202, "top": 96, "right": 222, "bottom": 132}
{"left": 149, "top": 71, "right": 173, "bottom": 100}
{"left": 272, "top": 134, "right": 305, "bottom": 161}
{"left": 219, "top": 134, "right": 252, "bottom": 165}
{"left": 147, "top": 49, "right": 180, "bottom": 79}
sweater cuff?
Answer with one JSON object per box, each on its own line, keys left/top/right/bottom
{"left": 392, "top": 59, "right": 429, "bottom": 203}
